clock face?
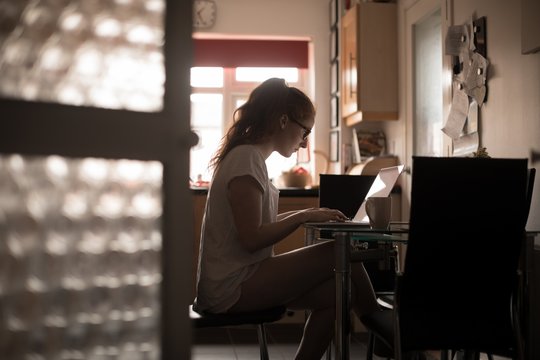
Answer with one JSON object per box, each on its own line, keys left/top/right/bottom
{"left": 193, "top": 0, "right": 217, "bottom": 29}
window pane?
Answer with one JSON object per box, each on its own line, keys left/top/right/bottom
{"left": 190, "top": 93, "right": 223, "bottom": 182}
{"left": 0, "top": 154, "right": 162, "bottom": 359}
{"left": 190, "top": 67, "right": 224, "bottom": 88}
{"left": 0, "top": 0, "right": 165, "bottom": 112}
{"left": 235, "top": 98, "right": 246, "bottom": 109}
{"left": 235, "top": 67, "right": 299, "bottom": 83}
{"left": 191, "top": 93, "right": 223, "bottom": 127}
{"left": 267, "top": 152, "right": 297, "bottom": 183}
{"left": 191, "top": 128, "right": 222, "bottom": 183}
{"left": 413, "top": 10, "right": 443, "bottom": 156}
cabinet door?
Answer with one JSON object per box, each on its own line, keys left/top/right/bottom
{"left": 340, "top": 2, "right": 398, "bottom": 125}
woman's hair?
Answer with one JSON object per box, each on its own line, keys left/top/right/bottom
{"left": 209, "top": 78, "right": 315, "bottom": 170}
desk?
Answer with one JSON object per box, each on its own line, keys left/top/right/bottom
{"left": 305, "top": 225, "right": 539, "bottom": 360}
{"left": 304, "top": 223, "right": 408, "bottom": 360}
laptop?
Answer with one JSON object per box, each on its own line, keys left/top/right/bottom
{"left": 309, "top": 165, "right": 404, "bottom": 227}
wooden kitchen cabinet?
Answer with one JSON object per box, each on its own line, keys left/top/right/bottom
{"left": 340, "top": 2, "right": 398, "bottom": 125}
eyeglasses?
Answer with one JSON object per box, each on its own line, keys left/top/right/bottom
{"left": 289, "top": 117, "right": 312, "bottom": 141}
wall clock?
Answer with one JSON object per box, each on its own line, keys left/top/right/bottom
{"left": 193, "top": 0, "right": 217, "bottom": 29}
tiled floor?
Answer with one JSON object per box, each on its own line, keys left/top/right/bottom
{"left": 191, "top": 323, "right": 370, "bottom": 360}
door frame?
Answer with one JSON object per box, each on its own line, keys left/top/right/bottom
{"left": 400, "top": 0, "right": 453, "bottom": 220}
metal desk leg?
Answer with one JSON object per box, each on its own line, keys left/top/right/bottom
{"left": 334, "top": 232, "right": 350, "bottom": 360}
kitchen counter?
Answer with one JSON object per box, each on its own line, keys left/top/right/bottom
{"left": 191, "top": 185, "right": 400, "bottom": 197}
{"left": 191, "top": 187, "right": 319, "bottom": 197}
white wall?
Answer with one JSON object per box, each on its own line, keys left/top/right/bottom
{"left": 447, "top": 0, "right": 540, "bottom": 230}
{"left": 385, "top": 0, "right": 540, "bottom": 231}
{"left": 195, "top": 0, "right": 335, "bottom": 179}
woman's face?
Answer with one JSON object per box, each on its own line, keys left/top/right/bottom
{"left": 275, "top": 115, "right": 314, "bottom": 158}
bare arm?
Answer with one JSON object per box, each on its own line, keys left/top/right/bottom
{"left": 229, "top": 175, "right": 347, "bottom": 253}
{"left": 277, "top": 208, "right": 325, "bottom": 221}
{"left": 276, "top": 208, "right": 320, "bottom": 221}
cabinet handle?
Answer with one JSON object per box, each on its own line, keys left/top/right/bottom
{"left": 349, "top": 53, "right": 357, "bottom": 97}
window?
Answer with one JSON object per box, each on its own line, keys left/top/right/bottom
{"left": 190, "top": 66, "right": 309, "bottom": 184}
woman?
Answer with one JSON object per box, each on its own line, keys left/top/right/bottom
{"left": 194, "top": 78, "right": 379, "bottom": 359}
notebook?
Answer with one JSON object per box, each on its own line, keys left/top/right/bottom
{"left": 309, "top": 165, "right": 404, "bottom": 227}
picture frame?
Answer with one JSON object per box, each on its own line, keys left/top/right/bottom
{"left": 522, "top": 0, "right": 540, "bottom": 54}
{"left": 330, "top": 130, "right": 340, "bottom": 162}
{"left": 330, "top": 95, "right": 339, "bottom": 128}
{"left": 330, "top": 28, "right": 338, "bottom": 62}
{"left": 330, "top": 60, "right": 339, "bottom": 95}
{"left": 330, "top": 0, "right": 338, "bottom": 29}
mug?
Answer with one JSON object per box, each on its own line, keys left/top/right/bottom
{"left": 365, "top": 196, "right": 392, "bottom": 230}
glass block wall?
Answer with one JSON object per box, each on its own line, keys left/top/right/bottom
{"left": 0, "top": 0, "right": 165, "bottom": 112}
{"left": 0, "top": 154, "right": 163, "bottom": 359}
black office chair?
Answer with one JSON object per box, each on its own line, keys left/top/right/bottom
{"left": 515, "top": 167, "right": 536, "bottom": 360}
{"left": 525, "top": 168, "right": 536, "bottom": 224}
{"left": 190, "top": 304, "right": 287, "bottom": 360}
{"left": 361, "top": 156, "right": 529, "bottom": 360}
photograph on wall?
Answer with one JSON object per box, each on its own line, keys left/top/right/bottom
{"left": 330, "top": 60, "right": 338, "bottom": 94}
{"left": 330, "top": 0, "right": 338, "bottom": 28}
{"left": 330, "top": 130, "right": 340, "bottom": 162}
{"left": 330, "top": 95, "right": 339, "bottom": 128}
{"left": 330, "top": 28, "right": 338, "bottom": 61}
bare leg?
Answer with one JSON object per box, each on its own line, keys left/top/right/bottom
{"left": 229, "top": 240, "right": 379, "bottom": 359}
{"left": 350, "top": 262, "right": 379, "bottom": 316}
{"left": 228, "top": 241, "right": 336, "bottom": 311}
{"left": 288, "top": 278, "right": 336, "bottom": 360}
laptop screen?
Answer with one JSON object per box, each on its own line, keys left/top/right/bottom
{"left": 352, "top": 165, "right": 404, "bottom": 223}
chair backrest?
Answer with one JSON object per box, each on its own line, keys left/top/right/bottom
{"left": 525, "top": 168, "right": 536, "bottom": 226}
{"left": 398, "top": 156, "right": 528, "bottom": 355}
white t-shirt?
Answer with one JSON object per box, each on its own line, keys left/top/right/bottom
{"left": 194, "top": 145, "right": 279, "bottom": 313}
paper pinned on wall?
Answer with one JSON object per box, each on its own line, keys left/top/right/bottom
{"left": 453, "top": 131, "right": 479, "bottom": 157}
{"left": 465, "top": 99, "right": 479, "bottom": 134}
{"left": 442, "top": 87, "right": 470, "bottom": 140}
{"left": 468, "top": 20, "right": 476, "bottom": 52}
{"left": 464, "top": 52, "right": 489, "bottom": 106}
{"left": 445, "top": 24, "right": 471, "bottom": 55}
{"left": 455, "top": 48, "right": 470, "bottom": 83}
{"left": 443, "top": 17, "right": 488, "bottom": 157}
